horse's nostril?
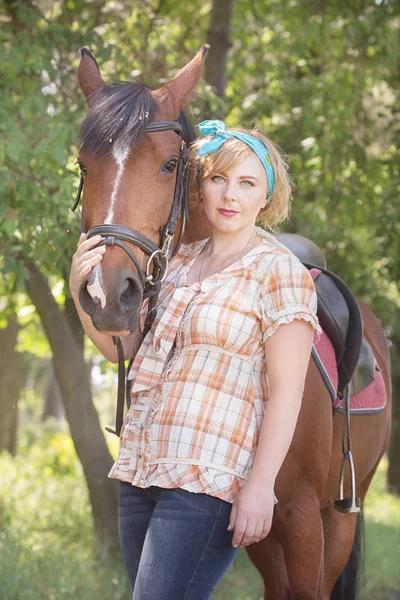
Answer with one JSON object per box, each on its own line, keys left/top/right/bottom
{"left": 78, "top": 281, "right": 100, "bottom": 316}
{"left": 120, "top": 278, "right": 139, "bottom": 310}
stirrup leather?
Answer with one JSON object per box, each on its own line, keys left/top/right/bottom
{"left": 334, "top": 387, "right": 361, "bottom": 513}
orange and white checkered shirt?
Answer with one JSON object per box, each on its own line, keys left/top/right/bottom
{"left": 108, "top": 231, "right": 322, "bottom": 503}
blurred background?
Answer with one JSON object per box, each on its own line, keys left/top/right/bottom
{"left": 0, "top": 0, "right": 399, "bottom": 598}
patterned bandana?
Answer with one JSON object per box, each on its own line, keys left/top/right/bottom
{"left": 197, "top": 120, "right": 275, "bottom": 203}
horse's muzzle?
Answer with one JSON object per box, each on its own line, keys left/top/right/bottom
{"left": 79, "top": 267, "right": 143, "bottom": 333}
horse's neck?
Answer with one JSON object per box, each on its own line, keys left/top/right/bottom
{"left": 181, "top": 185, "right": 212, "bottom": 244}
{"left": 182, "top": 206, "right": 212, "bottom": 243}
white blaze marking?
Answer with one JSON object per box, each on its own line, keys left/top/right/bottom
{"left": 105, "top": 140, "right": 130, "bottom": 223}
{"left": 87, "top": 271, "right": 107, "bottom": 309}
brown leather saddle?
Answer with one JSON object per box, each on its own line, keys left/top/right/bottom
{"left": 276, "top": 233, "right": 375, "bottom": 402}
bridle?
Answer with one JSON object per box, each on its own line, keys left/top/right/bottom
{"left": 72, "top": 120, "right": 190, "bottom": 436}
{"left": 72, "top": 121, "right": 189, "bottom": 296}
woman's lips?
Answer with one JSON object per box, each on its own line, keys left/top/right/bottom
{"left": 218, "top": 208, "right": 239, "bottom": 217}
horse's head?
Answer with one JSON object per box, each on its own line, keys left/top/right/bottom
{"left": 75, "top": 46, "right": 207, "bottom": 335}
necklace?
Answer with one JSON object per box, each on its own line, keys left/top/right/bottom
{"left": 198, "top": 230, "right": 258, "bottom": 282}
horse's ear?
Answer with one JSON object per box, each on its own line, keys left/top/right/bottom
{"left": 78, "top": 48, "right": 104, "bottom": 105}
{"left": 153, "top": 44, "right": 209, "bottom": 118}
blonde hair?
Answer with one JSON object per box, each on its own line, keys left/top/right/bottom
{"left": 190, "top": 128, "right": 293, "bottom": 229}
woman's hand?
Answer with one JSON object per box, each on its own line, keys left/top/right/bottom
{"left": 228, "top": 479, "right": 275, "bottom": 548}
{"left": 69, "top": 233, "right": 106, "bottom": 298}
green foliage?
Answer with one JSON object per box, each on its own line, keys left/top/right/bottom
{"left": 0, "top": 0, "right": 398, "bottom": 338}
{"left": 224, "top": 0, "right": 400, "bottom": 331}
{"left": 0, "top": 424, "right": 129, "bottom": 600}
{"left": 31, "top": 431, "right": 80, "bottom": 476}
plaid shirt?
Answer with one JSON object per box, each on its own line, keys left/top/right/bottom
{"left": 108, "top": 231, "right": 321, "bottom": 503}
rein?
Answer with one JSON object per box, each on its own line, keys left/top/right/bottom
{"left": 72, "top": 120, "right": 190, "bottom": 436}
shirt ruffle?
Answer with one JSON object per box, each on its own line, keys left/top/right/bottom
{"left": 110, "top": 462, "right": 278, "bottom": 505}
{"left": 259, "top": 252, "right": 321, "bottom": 343}
{"left": 262, "top": 309, "right": 322, "bottom": 343}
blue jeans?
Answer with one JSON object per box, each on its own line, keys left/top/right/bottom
{"left": 118, "top": 481, "right": 239, "bottom": 599}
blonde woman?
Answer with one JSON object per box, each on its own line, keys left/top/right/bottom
{"left": 70, "top": 120, "right": 321, "bottom": 599}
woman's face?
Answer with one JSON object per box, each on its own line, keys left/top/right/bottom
{"left": 200, "top": 153, "right": 268, "bottom": 235}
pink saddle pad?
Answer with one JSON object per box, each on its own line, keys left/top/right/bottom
{"left": 312, "top": 330, "right": 386, "bottom": 414}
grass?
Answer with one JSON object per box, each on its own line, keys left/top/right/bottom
{"left": 363, "top": 459, "right": 400, "bottom": 599}
{"left": 0, "top": 426, "right": 399, "bottom": 600}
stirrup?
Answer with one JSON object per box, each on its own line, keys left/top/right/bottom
{"left": 334, "top": 387, "right": 361, "bottom": 514}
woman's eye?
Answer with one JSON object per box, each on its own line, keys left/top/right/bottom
{"left": 241, "top": 180, "right": 254, "bottom": 187}
{"left": 162, "top": 159, "right": 178, "bottom": 173}
{"left": 211, "top": 175, "right": 225, "bottom": 183}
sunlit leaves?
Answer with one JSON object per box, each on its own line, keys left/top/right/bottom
{"left": 0, "top": 0, "right": 399, "bottom": 333}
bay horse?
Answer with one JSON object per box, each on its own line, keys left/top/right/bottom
{"left": 74, "top": 46, "right": 391, "bottom": 599}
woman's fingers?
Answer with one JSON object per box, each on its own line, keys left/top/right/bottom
{"left": 78, "top": 245, "right": 106, "bottom": 263}
{"left": 78, "top": 264, "right": 92, "bottom": 280}
{"left": 70, "top": 235, "right": 106, "bottom": 296}
{"left": 75, "top": 234, "right": 101, "bottom": 256}
{"left": 228, "top": 502, "right": 237, "bottom": 533}
{"left": 73, "top": 236, "right": 105, "bottom": 271}
{"left": 238, "top": 520, "right": 256, "bottom": 548}
{"left": 249, "top": 521, "right": 265, "bottom": 546}
{"left": 79, "top": 252, "right": 104, "bottom": 276}
{"left": 261, "top": 517, "right": 272, "bottom": 540}
{"left": 248, "top": 518, "right": 272, "bottom": 546}
{"left": 78, "top": 232, "right": 87, "bottom": 246}
{"left": 231, "top": 514, "right": 272, "bottom": 548}
{"left": 232, "top": 514, "right": 248, "bottom": 548}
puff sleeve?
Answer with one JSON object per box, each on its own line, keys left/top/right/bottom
{"left": 260, "top": 254, "right": 322, "bottom": 343}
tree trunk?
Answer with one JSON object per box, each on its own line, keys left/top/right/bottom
{"left": 42, "top": 363, "right": 65, "bottom": 421}
{"left": 388, "top": 338, "right": 400, "bottom": 495}
{"left": 0, "top": 316, "right": 20, "bottom": 455}
{"left": 205, "top": 0, "right": 235, "bottom": 98}
{"left": 24, "top": 259, "right": 120, "bottom": 550}
{"left": 42, "top": 283, "right": 86, "bottom": 422}
{"left": 64, "top": 283, "right": 85, "bottom": 354}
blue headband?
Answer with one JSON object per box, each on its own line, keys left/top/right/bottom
{"left": 197, "top": 120, "right": 275, "bottom": 203}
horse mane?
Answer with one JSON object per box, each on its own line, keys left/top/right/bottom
{"left": 177, "top": 110, "right": 195, "bottom": 145}
{"left": 79, "top": 81, "right": 156, "bottom": 157}
{"left": 79, "top": 81, "right": 195, "bottom": 157}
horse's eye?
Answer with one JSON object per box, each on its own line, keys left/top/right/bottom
{"left": 77, "top": 160, "right": 87, "bottom": 177}
{"left": 162, "top": 158, "right": 178, "bottom": 173}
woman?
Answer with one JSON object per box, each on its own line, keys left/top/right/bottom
{"left": 70, "top": 120, "right": 321, "bottom": 599}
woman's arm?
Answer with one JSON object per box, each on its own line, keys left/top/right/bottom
{"left": 249, "top": 318, "right": 314, "bottom": 485}
{"left": 228, "top": 319, "right": 314, "bottom": 548}
{"left": 70, "top": 233, "right": 142, "bottom": 363}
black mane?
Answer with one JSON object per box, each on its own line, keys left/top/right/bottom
{"left": 79, "top": 81, "right": 195, "bottom": 156}
{"left": 177, "top": 111, "right": 195, "bottom": 145}
{"left": 79, "top": 81, "right": 156, "bottom": 157}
